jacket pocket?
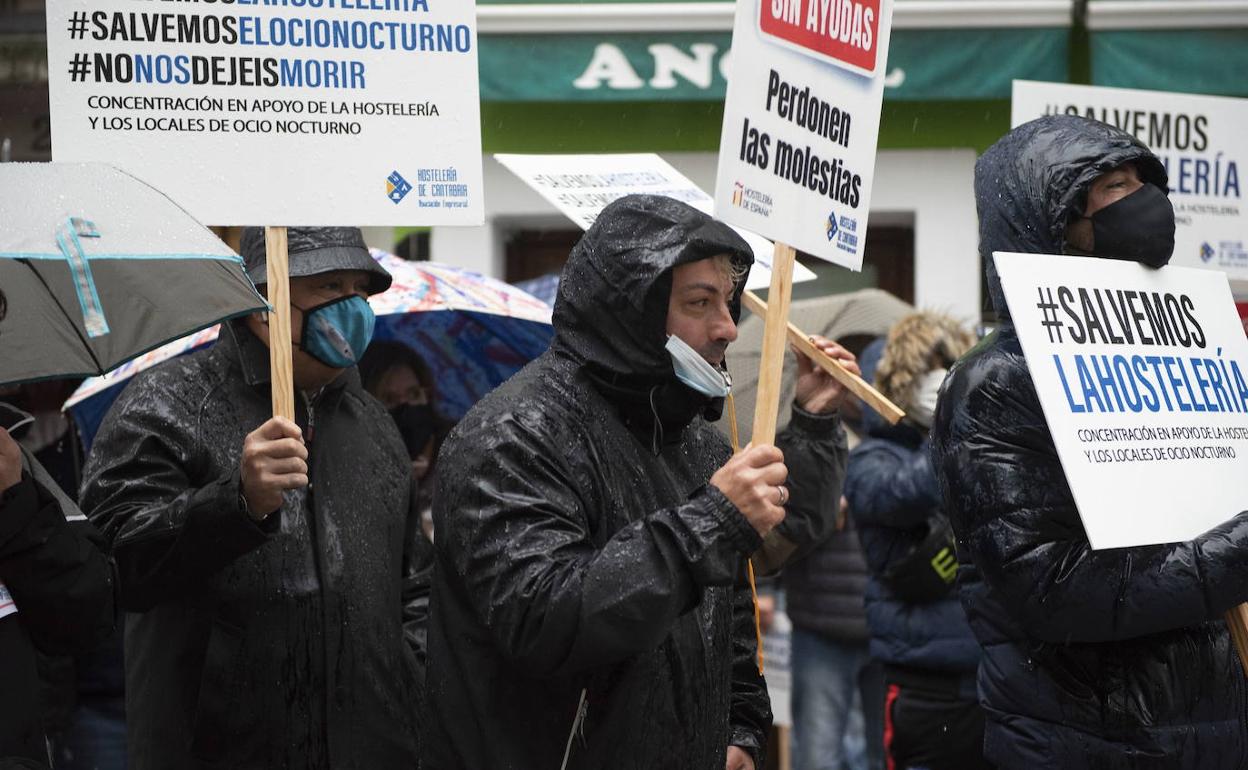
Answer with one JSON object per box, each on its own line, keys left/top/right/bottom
{"left": 189, "top": 618, "right": 245, "bottom": 763}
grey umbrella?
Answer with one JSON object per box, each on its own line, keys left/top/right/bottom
{"left": 721, "top": 288, "right": 913, "bottom": 443}
{"left": 0, "top": 163, "right": 267, "bottom": 386}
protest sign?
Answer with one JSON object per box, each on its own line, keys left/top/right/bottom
{"left": 493, "top": 152, "right": 816, "bottom": 290}
{"left": 0, "top": 583, "right": 15, "bottom": 621}
{"left": 45, "top": 0, "right": 484, "bottom": 226}
{"left": 1012, "top": 81, "right": 1247, "bottom": 281}
{"left": 713, "top": 0, "right": 893, "bottom": 269}
{"left": 994, "top": 251, "right": 1248, "bottom": 550}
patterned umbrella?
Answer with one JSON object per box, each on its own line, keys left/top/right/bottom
{"left": 66, "top": 250, "right": 553, "bottom": 448}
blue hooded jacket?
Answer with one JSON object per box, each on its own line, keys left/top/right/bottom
{"left": 846, "top": 340, "right": 980, "bottom": 684}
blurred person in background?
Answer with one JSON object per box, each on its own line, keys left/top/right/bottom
{"left": 359, "top": 340, "right": 451, "bottom": 539}
{"left": 780, "top": 336, "right": 881, "bottom": 770}
{"left": 846, "top": 311, "right": 987, "bottom": 770}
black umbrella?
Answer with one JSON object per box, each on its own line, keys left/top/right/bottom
{"left": 0, "top": 163, "right": 266, "bottom": 386}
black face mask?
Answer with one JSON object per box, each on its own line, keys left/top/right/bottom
{"left": 1083, "top": 183, "right": 1176, "bottom": 269}
{"left": 390, "top": 403, "right": 435, "bottom": 458}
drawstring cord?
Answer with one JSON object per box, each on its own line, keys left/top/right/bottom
{"left": 648, "top": 385, "right": 664, "bottom": 455}
{"left": 725, "top": 393, "right": 765, "bottom": 677}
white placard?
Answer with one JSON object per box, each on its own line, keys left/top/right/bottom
{"left": 45, "top": 0, "right": 484, "bottom": 226}
{"left": 494, "top": 153, "right": 817, "bottom": 291}
{"left": 714, "top": 0, "right": 892, "bottom": 268}
{"left": 0, "top": 582, "right": 16, "bottom": 621}
{"left": 1012, "top": 81, "right": 1248, "bottom": 280}
{"left": 994, "top": 251, "right": 1248, "bottom": 549}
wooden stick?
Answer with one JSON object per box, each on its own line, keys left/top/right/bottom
{"left": 751, "top": 243, "right": 797, "bottom": 445}
{"left": 1225, "top": 605, "right": 1248, "bottom": 676}
{"left": 776, "top": 725, "right": 791, "bottom": 770}
{"left": 265, "top": 226, "right": 295, "bottom": 421}
{"left": 741, "top": 290, "right": 906, "bottom": 425}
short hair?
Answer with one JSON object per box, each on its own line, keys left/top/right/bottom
{"left": 712, "top": 253, "right": 749, "bottom": 287}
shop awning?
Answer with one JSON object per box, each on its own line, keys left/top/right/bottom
{"left": 478, "top": 0, "right": 1072, "bottom": 102}
{"left": 1088, "top": 0, "right": 1248, "bottom": 97}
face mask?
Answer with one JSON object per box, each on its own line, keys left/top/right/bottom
{"left": 1085, "top": 183, "right": 1175, "bottom": 269}
{"left": 390, "top": 403, "right": 435, "bottom": 458}
{"left": 296, "top": 295, "right": 376, "bottom": 369}
{"left": 665, "top": 334, "right": 731, "bottom": 398}
{"left": 909, "top": 368, "right": 946, "bottom": 430}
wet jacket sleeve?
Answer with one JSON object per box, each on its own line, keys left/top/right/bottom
{"left": 758, "top": 406, "right": 847, "bottom": 569}
{"left": 402, "top": 478, "right": 434, "bottom": 684}
{"left": 727, "top": 584, "right": 772, "bottom": 766}
{"left": 0, "top": 473, "right": 115, "bottom": 655}
{"left": 436, "top": 415, "right": 763, "bottom": 678}
{"left": 845, "top": 441, "right": 940, "bottom": 530}
{"left": 80, "top": 383, "right": 276, "bottom": 612}
{"left": 936, "top": 355, "right": 1248, "bottom": 644}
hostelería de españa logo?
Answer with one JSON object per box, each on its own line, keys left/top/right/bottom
{"left": 759, "top": 0, "right": 881, "bottom": 77}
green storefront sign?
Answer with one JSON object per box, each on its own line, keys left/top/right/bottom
{"left": 479, "top": 27, "right": 1068, "bottom": 102}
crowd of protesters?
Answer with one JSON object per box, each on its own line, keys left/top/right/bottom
{"left": 5, "top": 114, "right": 1248, "bottom": 770}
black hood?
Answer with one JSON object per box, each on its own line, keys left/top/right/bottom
{"left": 976, "top": 114, "right": 1168, "bottom": 320}
{"left": 553, "top": 194, "right": 754, "bottom": 382}
{"left": 550, "top": 195, "right": 753, "bottom": 445}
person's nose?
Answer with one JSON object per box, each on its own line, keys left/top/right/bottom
{"left": 713, "top": 301, "right": 738, "bottom": 344}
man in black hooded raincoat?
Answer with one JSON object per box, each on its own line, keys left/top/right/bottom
{"left": 931, "top": 114, "right": 1248, "bottom": 769}
{"left": 80, "top": 228, "right": 432, "bottom": 770}
{"left": 424, "top": 194, "right": 856, "bottom": 770}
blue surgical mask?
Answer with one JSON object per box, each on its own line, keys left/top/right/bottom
{"left": 665, "top": 334, "right": 731, "bottom": 398}
{"left": 296, "top": 295, "right": 376, "bottom": 368}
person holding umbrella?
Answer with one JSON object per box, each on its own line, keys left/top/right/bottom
{"left": 0, "top": 290, "right": 116, "bottom": 770}
{"left": 80, "top": 227, "right": 433, "bottom": 770}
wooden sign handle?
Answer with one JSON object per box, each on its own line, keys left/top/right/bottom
{"left": 741, "top": 290, "right": 906, "bottom": 425}
{"left": 751, "top": 243, "right": 797, "bottom": 445}
{"left": 1226, "top": 605, "right": 1248, "bottom": 677}
{"left": 265, "top": 226, "right": 295, "bottom": 421}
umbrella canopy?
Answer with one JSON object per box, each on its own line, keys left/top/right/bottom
{"left": 66, "top": 251, "right": 554, "bottom": 448}
{"left": 0, "top": 163, "right": 267, "bottom": 386}
{"left": 368, "top": 252, "right": 553, "bottom": 420}
{"left": 515, "top": 272, "right": 560, "bottom": 307}
{"left": 721, "top": 288, "right": 913, "bottom": 443}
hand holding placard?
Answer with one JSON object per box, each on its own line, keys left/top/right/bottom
{"left": 740, "top": 290, "right": 904, "bottom": 424}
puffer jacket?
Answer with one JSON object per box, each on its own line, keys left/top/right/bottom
{"left": 423, "top": 194, "right": 847, "bottom": 770}
{"left": 847, "top": 418, "right": 979, "bottom": 680}
{"left": 80, "top": 321, "right": 432, "bottom": 770}
{"left": 930, "top": 114, "right": 1248, "bottom": 769}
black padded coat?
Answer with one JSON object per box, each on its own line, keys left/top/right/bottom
{"left": 931, "top": 115, "right": 1248, "bottom": 769}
